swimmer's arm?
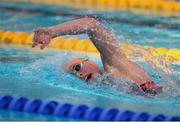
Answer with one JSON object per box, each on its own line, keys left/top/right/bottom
{"left": 33, "top": 17, "right": 161, "bottom": 93}
{"left": 46, "top": 17, "right": 126, "bottom": 62}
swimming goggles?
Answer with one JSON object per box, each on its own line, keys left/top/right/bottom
{"left": 72, "top": 59, "right": 88, "bottom": 74}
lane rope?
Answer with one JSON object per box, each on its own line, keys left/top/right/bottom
{"left": 5, "top": 0, "right": 180, "bottom": 13}
{"left": 0, "top": 95, "right": 179, "bottom": 121}
{"left": 0, "top": 30, "right": 179, "bottom": 64}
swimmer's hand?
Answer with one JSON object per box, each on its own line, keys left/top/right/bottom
{"left": 32, "top": 28, "right": 54, "bottom": 49}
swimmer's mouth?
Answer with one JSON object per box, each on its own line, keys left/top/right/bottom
{"left": 85, "top": 73, "right": 92, "bottom": 81}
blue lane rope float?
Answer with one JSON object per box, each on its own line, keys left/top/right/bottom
{"left": 0, "top": 95, "right": 180, "bottom": 121}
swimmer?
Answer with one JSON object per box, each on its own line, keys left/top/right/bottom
{"left": 32, "top": 17, "right": 162, "bottom": 95}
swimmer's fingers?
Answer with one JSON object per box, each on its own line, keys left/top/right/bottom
{"left": 40, "top": 38, "right": 50, "bottom": 49}
{"left": 32, "top": 34, "right": 39, "bottom": 48}
{"left": 32, "top": 28, "right": 52, "bottom": 49}
{"left": 40, "top": 42, "right": 48, "bottom": 49}
{"left": 32, "top": 29, "right": 41, "bottom": 48}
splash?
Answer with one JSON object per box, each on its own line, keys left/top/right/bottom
{"left": 100, "top": 18, "right": 180, "bottom": 98}
{"left": 17, "top": 47, "right": 180, "bottom": 110}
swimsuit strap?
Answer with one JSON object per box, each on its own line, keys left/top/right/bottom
{"left": 140, "top": 81, "right": 160, "bottom": 95}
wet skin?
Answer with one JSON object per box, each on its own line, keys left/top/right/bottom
{"left": 32, "top": 17, "right": 160, "bottom": 93}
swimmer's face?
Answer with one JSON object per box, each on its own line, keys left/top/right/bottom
{"left": 64, "top": 58, "right": 101, "bottom": 81}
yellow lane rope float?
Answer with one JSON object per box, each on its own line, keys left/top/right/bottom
{"left": 0, "top": 30, "right": 180, "bottom": 65}
{"left": 6, "top": 0, "right": 180, "bottom": 16}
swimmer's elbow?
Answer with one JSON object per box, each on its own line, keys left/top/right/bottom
{"left": 83, "top": 16, "right": 98, "bottom": 24}
{"left": 83, "top": 17, "right": 103, "bottom": 32}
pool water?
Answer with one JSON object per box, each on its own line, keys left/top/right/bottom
{"left": 0, "top": 44, "right": 180, "bottom": 117}
{"left": 0, "top": 1, "right": 180, "bottom": 120}
{"left": 0, "top": 1, "right": 180, "bottom": 48}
